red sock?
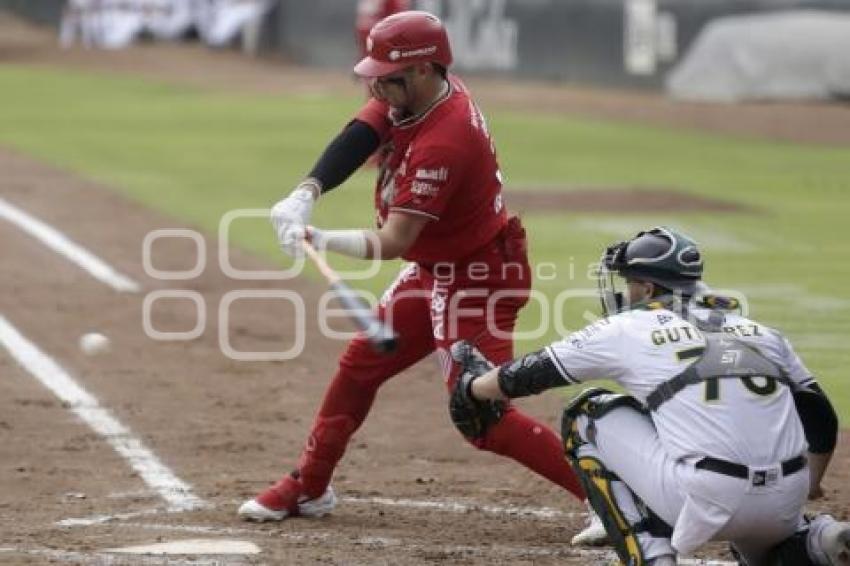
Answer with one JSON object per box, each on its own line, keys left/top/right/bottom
{"left": 297, "top": 367, "right": 382, "bottom": 498}
{"left": 479, "top": 407, "right": 585, "bottom": 500}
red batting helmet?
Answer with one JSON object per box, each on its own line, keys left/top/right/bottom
{"left": 353, "top": 11, "right": 453, "bottom": 78}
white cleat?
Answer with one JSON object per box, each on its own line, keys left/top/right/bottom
{"left": 238, "top": 486, "right": 337, "bottom": 522}
{"left": 297, "top": 487, "right": 337, "bottom": 518}
{"left": 238, "top": 498, "right": 288, "bottom": 522}
{"left": 822, "top": 520, "right": 850, "bottom": 565}
{"left": 571, "top": 500, "right": 609, "bottom": 546}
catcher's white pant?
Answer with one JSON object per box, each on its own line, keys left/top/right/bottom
{"left": 575, "top": 406, "right": 809, "bottom": 564}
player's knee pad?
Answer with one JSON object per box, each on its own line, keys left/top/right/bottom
{"left": 561, "top": 389, "right": 665, "bottom": 566}
{"left": 561, "top": 387, "right": 646, "bottom": 453}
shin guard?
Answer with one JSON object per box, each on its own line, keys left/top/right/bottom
{"left": 562, "top": 389, "right": 670, "bottom": 566}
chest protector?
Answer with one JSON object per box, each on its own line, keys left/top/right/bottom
{"left": 646, "top": 334, "right": 792, "bottom": 412}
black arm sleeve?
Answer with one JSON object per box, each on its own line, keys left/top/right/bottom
{"left": 497, "top": 349, "right": 569, "bottom": 399}
{"left": 793, "top": 382, "right": 838, "bottom": 454}
{"left": 307, "top": 119, "right": 380, "bottom": 194}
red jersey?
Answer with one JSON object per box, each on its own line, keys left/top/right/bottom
{"left": 355, "top": 76, "right": 508, "bottom": 265}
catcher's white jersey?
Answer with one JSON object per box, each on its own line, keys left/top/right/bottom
{"left": 546, "top": 306, "right": 814, "bottom": 558}
{"left": 546, "top": 306, "right": 810, "bottom": 464}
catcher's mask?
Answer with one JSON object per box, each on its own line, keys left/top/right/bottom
{"left": 598, "top": 226, "right": 703, "bottom": 316}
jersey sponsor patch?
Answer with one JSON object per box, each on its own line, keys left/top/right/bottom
{"left": 415, "top": 167, "right": 448, "bottom": 182}
{"left": 411, "top": 180, "right": 439, "bottom": 197}
{"left": 431, "top": 283, "right": 449, "bottom": 340}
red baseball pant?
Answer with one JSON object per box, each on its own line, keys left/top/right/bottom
{"left": 296, "top": 221, "right": 584, "bottom": 501}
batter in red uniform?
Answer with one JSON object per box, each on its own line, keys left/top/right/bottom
{"left": 239, "top": 11, "right": 587, "bottom": 525}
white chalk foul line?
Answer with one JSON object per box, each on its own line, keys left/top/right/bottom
{"left": 0, "top": 197, "right": 140, "bottom": 293}
{"left": 0, "top": 315, "right": 205, "bottom": 511}
{"left": 341, "top": 495, "right": 581, "bottom": 520}
{"left": 57, "top": 507, "right": 168, "bottom": 527}
{"left": 61, "top": 495, "right": 580, "bottom": 528}
{"left": 0, "top": 547, "right": 246, "bottom": 566}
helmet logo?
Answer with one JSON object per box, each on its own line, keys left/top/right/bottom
{"left": 389, "top": 49, "right": 400, "bottom": 61}
{"left": 399, "top": 45, "right": 437, "bottom": 59}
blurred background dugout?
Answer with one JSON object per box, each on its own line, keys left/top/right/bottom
{"left": 2, "top": 0, "right": 849, "bottom": 101}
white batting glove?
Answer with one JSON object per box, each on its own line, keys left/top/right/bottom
{"left": 307, "top": 226, "right": 370, "bottom": 259}
{"left": 270, "top": 179, "right": 320, "bottom": 257}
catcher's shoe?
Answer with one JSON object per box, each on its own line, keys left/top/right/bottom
{"left": 822, "top": 520, "right": 850, "bottom": 565}
{"left": 238, "top": 473, "right": 337, "bottom": 522}
{"left": 570, "top": 500, "right": 609, "bottom": 546}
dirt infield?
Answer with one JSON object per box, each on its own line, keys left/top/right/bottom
{"left": 2, "top": 147, "right": 848, "bottom": 566}
{"left": 1, "top": 13, "right": 849, "bottom": 566}
{"left": 0, "top": 146, "right": 614, "bottom": 565}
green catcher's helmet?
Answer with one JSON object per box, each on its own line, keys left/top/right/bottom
{"left": 598, "top": 226, "right": 704, "bottom": 314}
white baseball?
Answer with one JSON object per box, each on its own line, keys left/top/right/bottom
{"left": 79, "top": 332, "right": 110, "bottom": 355}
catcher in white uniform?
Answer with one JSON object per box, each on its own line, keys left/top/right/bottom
{"left": 449, "top": 226, "right": 848, "bottom": 566}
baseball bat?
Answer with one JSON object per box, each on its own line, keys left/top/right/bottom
{"left": 301, "top": 240, "right": 398, "bottom": 354}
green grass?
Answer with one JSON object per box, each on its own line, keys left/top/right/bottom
{"left": 1, "top": 65, "right": 849, "bottom": 416}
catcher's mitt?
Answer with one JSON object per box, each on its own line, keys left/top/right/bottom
{"left": 449, "top": 341, "right": 506, "bottom": 439}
